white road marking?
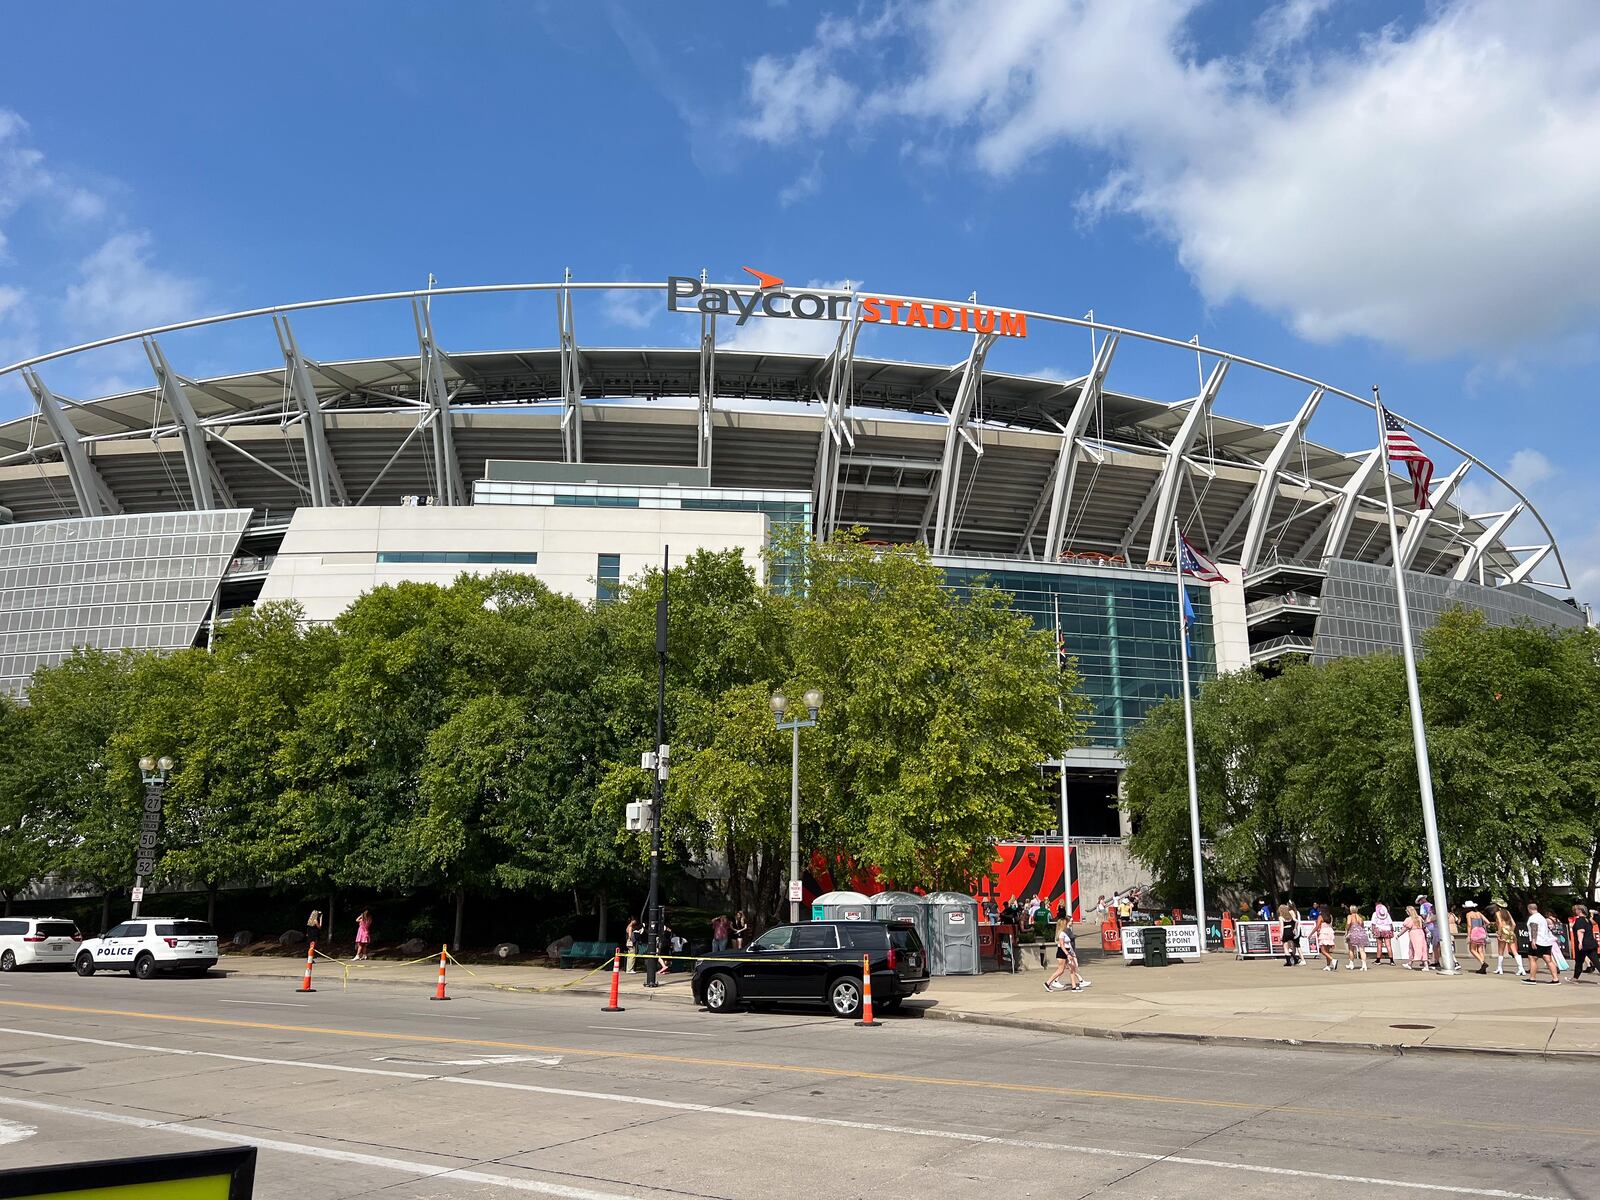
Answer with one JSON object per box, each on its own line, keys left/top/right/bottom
{"left": 587, "top": 1025, "right": 711, "bottom": 1037}
{"left": 217, "top": 1000, "right": 309, "bottom": 1008}
{"left": 0, "top": 1095, "right": 636, "bottom": 1199}
{"left": 0, "top": 1116, "right": 35, "bottom": 1145}
{"left": 406, "top": 1012, "right": 482, "bottom": 1019}
{"left": 0, "top": 1025, "right": 1564, "bottom": 1200}
{"left": 376, "top": 1054, "right": 562, "bottom": 1067}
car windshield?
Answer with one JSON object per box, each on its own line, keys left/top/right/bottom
{"left": 748, "top": 927, "right": 795, "bottom": 952}
{"left": 36, "top": 922, "right": 77, "bottom": 937}
{"left": 156, "top": 921, "right": 214, "bottom": 937}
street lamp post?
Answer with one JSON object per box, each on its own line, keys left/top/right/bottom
{"left": 134, "top": 755, "right": 173, "bottom": 919}
{"left": 771, "top": 689, "right": 822, "bottom": 924}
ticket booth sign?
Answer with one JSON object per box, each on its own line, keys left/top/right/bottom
{"left": 1234, "top": 921, "right": 1285, "bottom": 958}
{"left": 1120, "top": 924, "right": 1203, "bottom": 962}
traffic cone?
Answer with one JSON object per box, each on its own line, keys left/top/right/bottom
{"left": 854, "top": 952, "right": 879, "bottom": 1027}
{"left": 431, "top": 943, "right": 451, "bottom": 1001}
{"left": 297, "top": 941, "right": 316, "bottom": 993}
{"left": 601, "top": 949, "right": 625, "bottom": 1013}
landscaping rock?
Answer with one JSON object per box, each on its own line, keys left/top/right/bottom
{"left": 494, "top": 942, "right": 519, "bottom": 960}
{"left": 279, "top": 929, "right": 304, "bottom": 947}
{"left": 399, "top": 937, "right": 428, "bottom": 957}
{"left": 231, "top": 931, "right": 253, "bottom": 947}
{"left": 545, "top": 934, "right": 574, "bottom": 960}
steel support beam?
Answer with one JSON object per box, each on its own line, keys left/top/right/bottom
{"left": 697, "top": 307, "right": 717, "bottom": 470}
{"left": 811, "top": 315, "right": 861, "bottom": 538}
{"left": 1235, "top": 387, "right": 1322, "bottom": 571}
{"left": 1315, "top": 448, "right": 1383, "bottom": 563}
{"left": 558, "top": 286, "right": 583, "bottom": 463}
{"left": 413, "top": 299, "right": 465, "bottom": 505}
{"left": 1397, "top": 461, "right": 1469, "bottom": 568}
{"left": 1036, "top": 334, "right": 1118, "bottom": 561}
{"left": 1452, "top": 506, "right": 1523, "bottom": 581}
{"left": 1143, "top": 361, "right": 1228, "bottom": 562}
{"left": 924, "top": 332, "right": 997, "bottom": 555}
{"left": 273, "top": 314, "right": 348, "bottom": 507}
{"left": 21, "top": 369, "right": 120, "bottom": 516}
{"left": 143, "top": 338, "right": 234, "bottom": 510}
{"left": 1505, "top": 544, "right": 1552, "bottom": 585}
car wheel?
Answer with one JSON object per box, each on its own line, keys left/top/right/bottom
{"left": 133, "top": 953, "right": 157, "bottom": 980}
{"left": 0, "top": 950, "right": 15, "bottom": 972}
{"left": 828, "top": 974, "right": 863, "bottom": 1019}
{"left": 703, "top": 972, "right": 739, "bottom": 1013}
{"left": 75, "top": 954, "right": 96, "bottom": 977}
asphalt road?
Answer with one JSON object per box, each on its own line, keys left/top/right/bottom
{"left": 0, "top": 967, "right": 1595, "bottom": 1200}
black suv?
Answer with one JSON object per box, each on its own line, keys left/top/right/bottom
{"left": 691, "top": 920, "right": 930, "bottom": 1017}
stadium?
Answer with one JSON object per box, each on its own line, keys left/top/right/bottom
{"left": 0, "top": 278, "right": 1583, "bottom": 838}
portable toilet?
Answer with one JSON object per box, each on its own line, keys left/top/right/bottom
{"left": 924, "top": 891, "right": 981, "bottom": 975}
{"left": 810, "top": 890, "right": 872, "bottom": 923}
{"left": 870, "top": 890, "right": 932, "bottom": 952}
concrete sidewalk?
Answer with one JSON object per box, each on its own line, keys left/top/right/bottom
{"left": 214, "top": 943, "right": 1600, "bottom": 1057}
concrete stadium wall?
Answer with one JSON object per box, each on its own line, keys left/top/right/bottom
{"left": 1074, "top": 839, "right": 1152, "bottom": 909}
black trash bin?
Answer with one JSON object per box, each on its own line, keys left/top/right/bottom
{"left": 1142, "top": 925, "right": 1169, "bottom": 967}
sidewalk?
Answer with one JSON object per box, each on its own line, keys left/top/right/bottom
{"left": 213, "top": 945, "right": 1600, "bottom": 1058}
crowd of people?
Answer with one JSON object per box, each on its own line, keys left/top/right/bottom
{"left": 1266, "top": 897, "right": 1600, "bottom": 982}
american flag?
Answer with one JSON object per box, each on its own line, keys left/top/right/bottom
{"left": 1177, "top": 533, "right": 1227, "bottom": 583}
{"left": 1380, "top": 405, "right": 1434, "bottom": 511}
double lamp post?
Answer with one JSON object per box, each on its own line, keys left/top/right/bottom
{"left": 771, "top": 688, "right": 822, "bottom": 924}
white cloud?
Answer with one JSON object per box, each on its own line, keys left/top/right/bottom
{"left": 64, "top": 232, "right": 203, "bottom": 336}
{"left": 598, "top": 285, "right": 657, "bottom": 331}
{"left": 756, "top": 0, "right": 1600, "bottom": 358}
{"left": 719, "top": 279, "right": 854, "bottom": 356}
{"left": 778, "top": 156, "right": 824, "bottom": 206}
{"left": 1507, "top": 448, "right": 1555, "bottom": 490}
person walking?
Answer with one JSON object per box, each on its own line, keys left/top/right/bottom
{"left": 304, "top": 909, "right": 324, "bottom": 949}
{"left": 1403, "top": 905, "right": 1429, "bottom": 970}
{"left": 1315, "top": 907, "right": 1337, "bottom": 971}
{"left": 732, "top": 911, "right": 751, "bottom": 950}
{"left": 1344, "top": 907, "right": 1369, "bottom": 970}
{"left": 1418, "top": 896, "right": 1441, "bottom": 969}
{"left": 354, "top": 909, "right": 373, "bottom": 961}
{"left": 1044, "top": 916, "right": 1088, "bottom": 992}
{"left": 1571, "top": 905, "right": 1600, "bottom": 982}
{"left": 1370, "top": 903, "right": 1395, "bottom": 965}
{"left": 624, "top": 917, "right": 641, "bottom": 973}
{"left": 1463, "top": 902, "right": 1489, "bottom": 974}
{"left": 1278, "top": 902, "right": 1301, "bottom": 967}
{"left": 710, "top": 913, "right": 731, "bottom": 953}
{"left": 1524, "top": 902, "right": 1559, "bottom": 984}
{"left": 1492, "top": 903, "right": 1524, "bottom": 975}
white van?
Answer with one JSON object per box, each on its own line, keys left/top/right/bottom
{"left": 0, "top": 917, "right": 84, "bottom": 970}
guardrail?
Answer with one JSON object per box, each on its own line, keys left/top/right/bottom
{"left": 1245, "top": 590, "right": 1321, "bottom": 617}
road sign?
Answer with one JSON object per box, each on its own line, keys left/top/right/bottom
{"left": 135, "top": 856, "right": 155, "bottom": 875}
{"left": 130, "top": 887, "right": 144, "bottom": 903}
{"left": 143, "top": 795, "right": 162, "bottom": 814}
{"left": 788, "top": 880, "right": 803, "bottom": 903}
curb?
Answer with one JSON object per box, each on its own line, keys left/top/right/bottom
{"left": 918, "top": 1006, "right": 1600, "bottom": 1061}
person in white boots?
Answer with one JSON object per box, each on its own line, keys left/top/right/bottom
{"left": 1493, "top": 903, "right": 1525, "bottom": 976}
{"left": 1344, "top": 906, "right": 1369, "bottom": 970}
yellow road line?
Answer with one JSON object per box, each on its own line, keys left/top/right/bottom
{"left": 1, "top": 998, "right": 1590, "bottom": 1139}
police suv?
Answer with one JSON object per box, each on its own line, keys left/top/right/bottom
{"left": 76, "top": 918, "right": 219, "bottom": 979}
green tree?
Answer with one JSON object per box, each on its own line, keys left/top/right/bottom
{"left": 0, "top": 698, "right": 45, "bottom": 914}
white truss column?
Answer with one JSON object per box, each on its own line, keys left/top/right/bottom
{"left": 697, "top": 307, "right": 717, "bottom": 470}
{"left": 1143, "top": 360, "right": 1228, "bottom": 562}
{"left": 143, "top": 338, "right": 233, "bottom": 510}
{"left": 811, "top": 315, "right": 860, "bottom": 538}
{"left": 1038, "top": 334, "right": 1118, "bottom": 561}
{"left": 1505, "top": 544, "right": 1552, "bottom": 585}
{"left": 927, "top": 332, "right": 997, "bottom": 556}
{"left": 1397, "top": 461, "right": 1469, "bottom": 568}
{"left": 1452, "top": 506, "right": 1523, "bottom": 581}
{"left": 21, "top": 369, "right": 120, "bottom": 517}
{"left": 1235, "top": 387, "right": 1323, "bottom": 571}
{"left": 1316, "top": 448, "right": 1382, "bottom": 563}
{"left": 413, "top": 299, "right": 466, "bottom": 505}
{"left": 273, "top": 314, "right": 348, "bottom": 508}
{"left": 558, "top": 286, "right": 583, "bottom": 464}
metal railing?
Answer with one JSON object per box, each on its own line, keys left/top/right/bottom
{"left": 1250, "top": 633, "right": 1315, "bottom": 658}
{"left": 1245, "top": 590, "right": 1321, "bottom": 617}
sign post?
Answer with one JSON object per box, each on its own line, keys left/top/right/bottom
{"left": 132, "top": 757, "right": 172, "bottom": 919}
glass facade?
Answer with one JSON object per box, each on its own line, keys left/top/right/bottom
{"left": 596, "top": 553, "right": 621, "bottom": 604}
{"left": 473, "top": 481, "right": 813, "bottom": 591}
{"left": 376, "top": 551, "right": 538, "bottom": 565}
{"left": 0, "top": 510, "right": 251, "bottom": 695}
{"left": 1313, "top": 558, "right": 1586, "bottom": 662}
{"left": 939, "top": 556, "right": 1215, "bottom": 750}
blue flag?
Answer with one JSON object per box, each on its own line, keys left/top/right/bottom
{"left": 1180, "top": 581, "right": 1196, "bottom": 659}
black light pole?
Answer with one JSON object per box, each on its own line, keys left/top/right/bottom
{"left": 644, "top": 547, "right": 669, "bottom": 988}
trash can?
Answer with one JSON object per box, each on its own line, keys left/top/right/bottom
{"left": 1142, "top": 925, "right": 1169, "bottom": 967}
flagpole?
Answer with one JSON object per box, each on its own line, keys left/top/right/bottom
{"left": 1173, "top": 519, "right": 1207, "bottom": 952}
{"left": 1053, "top": 592, "right": 1073, "bottom": 921}
{"left": 1373, "top": 387, "right": 1456, "bottom": 974}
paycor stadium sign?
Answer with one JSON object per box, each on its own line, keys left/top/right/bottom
{"left": 667, "top": 267, "right": 1028, "bottom": 338}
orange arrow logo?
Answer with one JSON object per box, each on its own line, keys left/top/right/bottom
{"left": 741, "top": 266, "right": 784, "bottom": 290}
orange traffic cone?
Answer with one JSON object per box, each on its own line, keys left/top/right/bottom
{"left": 854, "top": 952, "right": 879, "bottom": 1027}
{"left": 431, "top": 943, "right": 450, "bottom": 1001}
{"left": 602, "top": 949, "right": 625, "bottom": 1013}
{"left": 297, "top": 941, "right": 316, "bottom": 993}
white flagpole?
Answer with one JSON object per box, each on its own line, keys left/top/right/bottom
{"left": 1054, "top": 592, "right": 1073, "bottom": 920}
{"left": 1173, "top": 519, "right": 1207, "bottom": 951}
{"left": 1373, "top": 388, "right": 1456, "bottom": 974}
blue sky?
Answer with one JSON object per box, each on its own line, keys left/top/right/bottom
{"left": 1, "top": 1, "right": 1596, "bottom": 602}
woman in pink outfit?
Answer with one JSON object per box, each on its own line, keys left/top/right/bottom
{"left": 354, "top": 909, "right": 373, "bottom": 961}
{"left": 1403, "top": 905, "right": 1429, "bottom": 970}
